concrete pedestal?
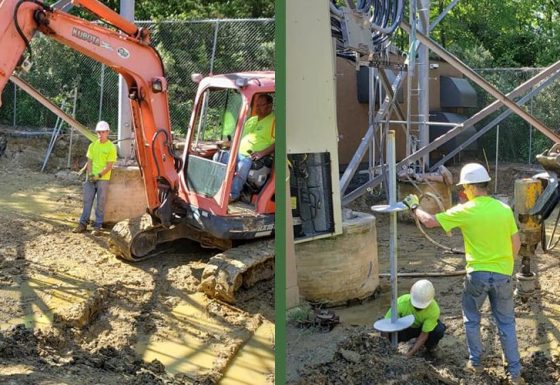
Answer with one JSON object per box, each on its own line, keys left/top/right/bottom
{"left": 103, "top": 166, "right": 147, "bottom": 225}
{"left": 295, "top": 211, "right": 378, "bottom": 306}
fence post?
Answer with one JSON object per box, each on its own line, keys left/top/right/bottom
{"left": 67, "top": 87, "right": 79, "bottom": 168}
{"left": 210, "top": 20, "right": 220, "bottom": 74}
{"left": 98, "top": 63, "right": 105, "bottom": 121}
{"left": 12, "top": 82, "right": 16, "bottom": 127}
{"left": 528, "top": 84, "right": 533, "bottom": 164}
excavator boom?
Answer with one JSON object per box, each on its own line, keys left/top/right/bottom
{"left": 0, "top": 0, "right": 180, "bottom": 224}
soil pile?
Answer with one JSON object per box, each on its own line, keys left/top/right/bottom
{"left": 297, "top": 330, "right": 505, "bottom": 385}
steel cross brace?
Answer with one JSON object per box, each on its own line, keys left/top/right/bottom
{"left": 430, "top": 70, "right": 560, "bottom": 171}
{"left": 342, "top": 63, "right": 560, "bottom": 205}
{"left": 339, "top": 69, "right": 407, "bottom": 194}
{"left": 10, "top": 75, "right": 97, "bottom": 142}
{"left": 400, "top": 22, "right": 560, "bottom": 144}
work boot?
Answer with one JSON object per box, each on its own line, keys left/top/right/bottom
{"left": 72, "top": 223, "right": 87, "bottom": 233}
{"left": 91, "top": 227, "right": 102, "bottom": 236}
{"left": 464, "top": 361, "right": 483, "bottom": 375}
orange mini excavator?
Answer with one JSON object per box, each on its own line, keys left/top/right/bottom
{"left": 0, "top": 0, "right": 275, "bottom": 302}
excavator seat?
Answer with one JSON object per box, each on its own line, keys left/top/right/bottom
{"left": 247, "top": 155, "right": 273, "bottom": 190}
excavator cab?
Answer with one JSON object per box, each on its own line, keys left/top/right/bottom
{"left": 182, "top": 72, "right": 275, "bottom": 217}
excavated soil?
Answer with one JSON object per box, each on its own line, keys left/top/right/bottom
{"left": 288, "top": 163, "right": 560, "bottom": 385}
{"left": 0, "top": 134, "right": 274, "bottom": 385}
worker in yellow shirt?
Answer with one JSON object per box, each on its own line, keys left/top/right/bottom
{"left": 404, "top": 163, "right": 523, "bottom": 385}
{"left": 383, "top": 279, "right": 446, "bottom": 358}
{"left": 215, "top": 93, "right": 275, "bottom": 201}
{"left": 72, "top": 121, "right": 117, "bottom": 236}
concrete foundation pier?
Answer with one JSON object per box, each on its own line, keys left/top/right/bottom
{"left": 295, "top": 211, "right": 378, "bottom": 306}
{"left": 103, "top": 166, "right": 147, "bottom": 225}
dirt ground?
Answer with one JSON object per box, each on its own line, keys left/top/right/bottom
{"left": 0, "top": 132, "right": 274, "bottom": 385}
{"left": 287, "top": 164, "right": 560, "bottom": 385}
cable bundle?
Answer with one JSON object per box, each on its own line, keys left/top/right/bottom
{"left": 331, "top": 0, "right": 404, "bottom": 54}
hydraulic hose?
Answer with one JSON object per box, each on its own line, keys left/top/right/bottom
{"left": 379, "top": 183, "right": 466, "bottom": 278}
{"left": 331, "top": 0, "right": 404, "bottom": 51}
{"left": 379, "top": 270, "right": 466, "bottom": 278}
{"left": 377, "top": 189, "right": 467, "bottom": 279}
{"left": 413, "top": 212, "right": 464, "bottom": 255}
{"left": 403, "top": 175, "right": 465, "bottom": 255}
{"left": 13, "top": 0, "right": 50, "bottom": 60}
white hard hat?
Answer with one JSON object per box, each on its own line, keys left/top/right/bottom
{"left": 457, "top": 163, "right": 491, "bottom": 185}
{"left": 95, "top": 120, "right": 110, "bottom": 132}
{"left": 410, "top": 279, "right": 435, "bottom": 309}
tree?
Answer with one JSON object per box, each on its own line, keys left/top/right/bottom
{"left": 429, "top": 1, "right": 555, "bottom": 67}
{"left": 66, "top": 0, "right": 274, "bottom": 20}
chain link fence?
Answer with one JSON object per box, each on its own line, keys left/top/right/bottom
{"left": 0, "top": 18, "right": 274, "bottom": 134}
{"left": 468, "top": 68, "right": 560, "bottom": 164}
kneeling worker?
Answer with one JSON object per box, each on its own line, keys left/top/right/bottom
{"left": 383, "top": 279, "right": 446, "bottom": 358}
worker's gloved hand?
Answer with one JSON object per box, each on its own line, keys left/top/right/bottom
{"left": 87, "top": 173, "right": 98, "bottom": 182}
{"left": 403, "top": 194, "right": 419, "bottom": 210}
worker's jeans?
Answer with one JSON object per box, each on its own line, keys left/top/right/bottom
{"left": 214, "top": 151, "right": 252, "bottom": 200}
{"left": 79, "top": 180, "right": 109, "bottom": 228}
{"left": 394, "top": 319, "right": 446, "bottom": 349}
{"left": 462, "top": 271, "right": 521, "bottom": 378}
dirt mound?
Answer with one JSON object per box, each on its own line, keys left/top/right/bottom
{"left": 0, "top": 324, "right": 186, "bottom": 385}
{"left": 522, "top": 352, "right": 560, "bottom": 384}
{"left": 297, "top": 330, "right": 511, "bottom": 385}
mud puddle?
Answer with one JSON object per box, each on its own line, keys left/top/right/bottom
{"left": 332, "top": 287, "right": 392, "bottom": 326}
{"left": 220, "top": 321, "right": 275, "bottom": 385}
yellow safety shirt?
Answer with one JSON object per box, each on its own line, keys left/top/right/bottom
{"left": 436, "top": 196, "right": 518, "bottom": 275}
{"left": 87, "top": 140, "right": 117, "bottom": 181}
{"left": 385, "top": 294, "right": 440, "bottom": 333}
{"left": 239, "top": 113, "right": 275, "bottom": 156}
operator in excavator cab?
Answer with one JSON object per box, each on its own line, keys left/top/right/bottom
{"left": 214, "top": 93, "right": 275, "bottom": 202}
{"left": 72, "top": 121, "right": 117, "bottom": 236}
{"left": 403, "top": 163, "right": 524, "bottom": 385}
{"left": 382, "top": 279, "right": 446, "bottom": 359}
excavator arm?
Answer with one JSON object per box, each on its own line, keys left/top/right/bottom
{"left": 0, "top": 0, "right": 181, "bottom": 225}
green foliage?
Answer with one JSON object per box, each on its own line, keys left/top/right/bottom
{"left": 0, "top": 15, "right": 274, "bottom": 134}
{"left": 429, "top": 0, "right": 559, "bottom": 67}
{"left": 470, "top": 69, "right": 560, "bottom": 164}
{"left": 286, "top": 304, "right": 312, "bottom": 325}
{"left": 0, "top": 37, "right": 108, "bottom": 129}
{"left": 421, "top": 1, "right": 560, "bottom": 163}
{"left": 62, "top": 0, "right": 274, "bottom": 20}
{"left": 447, "top": 43, "right": 494, "bottom": 69}
{"left": 146, "top": 19, "right": 274, "bottom": 132}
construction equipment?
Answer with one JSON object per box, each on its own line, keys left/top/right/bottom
{"left": 512, "top": 144, "right": 560, "bottom": 298}
{"left": 0, "top": 0, "right": 274, "bottom": 303}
